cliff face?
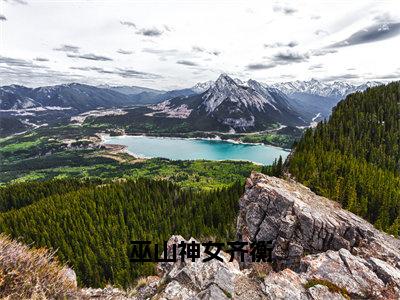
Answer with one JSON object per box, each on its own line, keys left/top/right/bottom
{"left": 130, "top": 173, "right": 400, "bottom": 300}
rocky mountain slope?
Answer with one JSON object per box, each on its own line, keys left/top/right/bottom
{"left": 0, "top": 83, "right": 138, "bottom": 111}
{"left": 148, "top": 74, "right": 306, "bottom": 132}
{"left": 97, "top": 84, "right": 201, "bottom": 106}
{"left": 0, "top": 83, "right": 198, "bottom": 116}
{"left": 1, "top": 77, "right": 384, "bottom": 136}
{"left": 1, "top": 78, "right": 381, "bottom": 114}
{"left": 126, "top": 173, "right": 400, "bottom": 299}
{"left": 146, "top": 76, "right": 383, "bottom": 131}
{"left": 0, "top": 83, "right": 144, "bottom": 135}
{"left": 0, "top": 85, "right": 42, "bottom": 110}
{"left": 99, "top": 83, "right": 208, "bottom": 105}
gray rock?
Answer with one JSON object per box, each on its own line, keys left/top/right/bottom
{"left": 262, "top": 269, "right": 308, "bottom": 300}
{"left": 307, "top": 285, "right": 347, "bottom": 300}
{"left": 235, "top": 173, "right": 400, "bottom": 299}
{"left": 63, "top": 267, "right": 77, "bottom": 288}
{"left": 197, "top": 284, "right": 230, "bottom": 300}
{"left": 300, "top": 249, "right": 384, "bottom": 298}
{"left": 81, "top": 285, "right": 132, "bottom": 299}
{"left": 369, "top": 257, "right": 400, "bottom": 288}
{"left": 159, "top": 280, "right": 197, "bottom": 300}
{"left": 152, "top": 236, "right": 241, "bottom": 299}
{"left": 237, "top": 173, "right": 400, "bottom": 271}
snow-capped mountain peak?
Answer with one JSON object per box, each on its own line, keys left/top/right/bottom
{"left": 246, "top": 79, "right": 279, "bottom": 109}
{"left": 191, "top": 74, "right": 246, "bottom": 94}
{"left": 271, "top": 79, "right": 381, "bottom": 100}
{"left": 201, "top": 74, "right": 267, "bottom": 113}
{"left": 147, "top": 73, "right": 306, "bottom": 131}
{"left": 215, "top": 73, "right": 237, "bottom": 87}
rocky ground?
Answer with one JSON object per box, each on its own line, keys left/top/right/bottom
{"left": 78, "top": 173, "right": 400, "bottom": 299}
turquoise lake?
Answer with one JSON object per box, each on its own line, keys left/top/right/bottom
{"left": 104, "top": 135, "right": 289, "bottom": 165}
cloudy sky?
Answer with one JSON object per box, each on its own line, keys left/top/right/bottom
{"left": 1, "top": 0, "right": 400, "bottom": 89}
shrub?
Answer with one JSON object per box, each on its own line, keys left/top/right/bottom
{"left": 249, "top": 263, "right": 272, "bottom": 281}
{"left": 0, "top": 234, "right": 78, "bottom": 299}
{"left": 304, "top": 278, "right": 350, "bottom": 299}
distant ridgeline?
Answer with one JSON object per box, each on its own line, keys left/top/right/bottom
{"left": 289, "top": 81, "right": 400, "bottom": 235}
{"left": 0, "top": 178, "right": 243, "bottom": 287}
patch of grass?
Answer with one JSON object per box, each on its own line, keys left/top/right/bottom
{"left": 0, "top": 234, "right": 79, "bottom": 299}
{"left": 304, "top": 278, "right": 350, "bottom": 299}
{"left": 223, "top": 289, "right": 232, "bottom": 298}
{"left": 0, "top": 140, "right": 42, "bottom": 153}
{"left": 128, "top": 276, "right": 150, "bottom": 296}
{"left": 249, "top": 263, "right": 272, "bottom": 281}
{"left": 10, "top": 172, "right": 46, "bottom": 183}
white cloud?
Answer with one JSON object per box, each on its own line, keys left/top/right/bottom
{"left": 1, "top": 0, "right": 399, "bottom": 88}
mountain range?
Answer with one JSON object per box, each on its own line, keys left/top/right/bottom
{"left": 0, "top": 75, "right": 382, "bottom": 135}
{"left": 270, "top": 79, "right": 381, "bottom": 120}
{"left": 271, "top": 79, "right": 380, "bottom": 100}
{"left": 0, "top": 83, "right": 135, "bottom": 111}
{"left": 148, "top": 74, "right": 305, "bottom": 131}
{"left": 144, "top": 74, "right": 381, "bottom": 132}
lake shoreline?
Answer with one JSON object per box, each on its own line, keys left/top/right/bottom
{"left": 97, "top": 133, "right": 290, "bottom": 165}
{"left": 99, "top": 132, "right": 292, "bottom": 151}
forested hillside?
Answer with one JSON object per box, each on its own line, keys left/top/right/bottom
{"left": 0, "top": 178, "right": 243, "bottom": 287}
{"left": 0, "top": 178, "right": 101, "bottom": 212}
{"left": 289, "top": 81, "right": 400, "bottom": 235}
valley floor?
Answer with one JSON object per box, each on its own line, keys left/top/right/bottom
{"left": 0, "top": 124, "right": 262, "bottom": 188}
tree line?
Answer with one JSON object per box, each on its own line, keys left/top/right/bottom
{"left": 289, "top": 82, "right": 400, "bottom": 236}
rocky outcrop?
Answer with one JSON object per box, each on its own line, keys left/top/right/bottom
{"left": 236, "top": 173, "right": 400, "bottom": 299}
{"left": 129, "top": 236, "right": 351, "bottom": 300}
{"left": 81, "top": 286, "right": 134, "bottom": 299}
{"left": 81, "top": 173, "right": 400, "bottom": 299}
{"left": 238, "top": 173, "right": 400, "bottom": 269}
{"left": 132, "top": 235, "right": 244, "bottom": 300}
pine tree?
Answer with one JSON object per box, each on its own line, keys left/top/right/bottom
{"left": 289, "top": 82, "right": 400, "bottom": 235}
